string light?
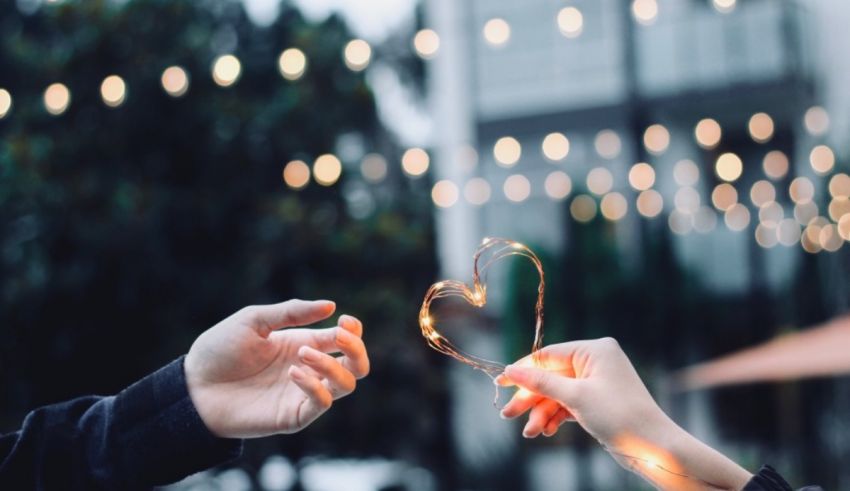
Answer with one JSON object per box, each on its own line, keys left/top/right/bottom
{"left": 432, "top": 180, "right": 459, "bottom": 208}
{"left": 628, "top": 163, "right": 655, "bottom": 191}
{"left": 595, "top": 130, "right": 622, "bottom": 159}
{"left": 636, "top": 190, "right": 663, "bottom": 218}
{"left": 161, "top": 66, "right": 189, "bottom": 97}
{"left": 838, "top": 215, "right": 850, "bottom": 241}
{"left": 674, "top": 187, "right": 700, "bottom": 214}
{"left": 749, "top": 180, "right": 776, "bottom": 207}
{"left": 504, "top": 174, "right": 531, "bottom": 203}
{"left": 748, "top": 112, "right": 774, "bottom": 143}
{"left": 283, "top": 160, "right": 310, "bottom": 189}
{"left": 602, "top": 444, "right": 730, "bottom": 489}
{"left": 212, "top": 54, "right": 241, "bottom": 87}
{"left": 401, "top": 147, "right": 430, "bottom": 177}
{"left": 570, "top": 194, "right": 597, "bottom": 223}
{"left": 494, "top": 137, "right": 522, "bottom": 167}
{"left": 804, "top": 106, "right": 830, "bottom": 136}
{"left": 715, "top": 153, "right": 742, "bottom": 182}
{"left": 755, "top": 224, "right": 778, "bottom": 248}
{"left": 278, "top": 48, "right": 307, "bottom": 80}
{"left": 794, "top": 201, "right": 818, "bottom": 226}
{"left": 100, "top": 75, "right": 126, "bottom": 107}
{"left": 541, "top": 132, "right": 570, "bottom": 162}
{"left": 413, "top": 29, "right": 440, "bottom": 59}
{"left": 313, "top": 153, "right": 342, "bottom": 186}
{"left": 789, "top": 177, "right": 814, "bottom": 204}
{"left": 694, "top": 118, "right": 722, "bottom": 149}
{"left": 758, "top": 201, "right": 783, "bottom": 228}
{"left": 762, "top": 150, "right": 788, "bottom": 180}
{"left": 809, "top": 145, "right": 835, "bottom": 175}
{"left": 483, "top": 18, "right": 511, "bottom": 47}
{"left": 43, "top": 83, "right": 71, "bottom": 115}
{"left": 643, "top": 124, "right": 670, "bottom": 155}
{"left": 360, "top": 153, "right": 388, "bottom": 183}
{"left": 819, "top": 224, "right": 843, "bottom": 252}
{"left": 828, "top": 197, "right": 850, "bottom": 222}
{"left": 724, "top": 204, "right": 751, "bottom": 231}
{"left": 344, "top": 39, "right": 372, "bottom": 71}
{"left": 829, "top": 174, "right": 850, "bottom": 199}
{"left": 0, "top": 89, "right": 11, "bottom": 119}
{"left": 557, "top": 7, "right": 584, "bottom": 38}
{"left": 777, "top": 218, "right": 801, "bottom": 246}
{"left": 464, "top": 178, "right": 492, "bottom": 205}
{"left": 418, "top": 238, "right": 544, "bottom": 377}
{"left": 544, "top": 171, "right": 572, "bottom": 200}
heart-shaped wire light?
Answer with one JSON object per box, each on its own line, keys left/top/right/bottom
{"left": 418, "top": 237, "right": 545, "bottom": 377}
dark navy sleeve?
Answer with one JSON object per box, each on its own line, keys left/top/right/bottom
{"left": 743, "top": 465, "right": 823, "bottom": 491}
{"left": 0, "top": 356, "right": 242, "bottom": 490}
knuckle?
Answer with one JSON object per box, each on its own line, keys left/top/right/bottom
{"left": 239, "top": 306, "right": 261, "bottom": 323}
{"left": 597, "top": 337, "right": 620, "bottom": 351}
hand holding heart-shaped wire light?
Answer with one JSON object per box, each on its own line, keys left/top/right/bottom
{"left": 418, "top": 237, "right": 545, "bottom": 377}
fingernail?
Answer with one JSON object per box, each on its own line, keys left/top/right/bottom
{"left": 499, "top": 411, "right": 509, "bottom": 420}
{"left": 336, "top": 330, "right": 351, "bottom": 345}
{"left": 289, "top": 366, "right": 302, "bottom": 378}
{"left": 299, "top": 347, "right": 318, "bottom": 362}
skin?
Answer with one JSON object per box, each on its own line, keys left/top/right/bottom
{"left": 184, "top": 299, "right": 370, "bottom": 439}
{"left": 498, "top": 338, "right": 753, "bottom": 491}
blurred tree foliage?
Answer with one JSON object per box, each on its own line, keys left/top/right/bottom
{"left": 0, "top": 0, "right": 453, "bottom": 485}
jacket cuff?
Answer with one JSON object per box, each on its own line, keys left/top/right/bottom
{"left": 112, "top": 356, "right": 243, "bottom": 486}
{"left": 743, "top": 466, "right": 793, "bottom": 491}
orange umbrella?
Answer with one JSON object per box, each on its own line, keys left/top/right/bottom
{"left": 674, "top": 315, "right": 850, "bottom": 391}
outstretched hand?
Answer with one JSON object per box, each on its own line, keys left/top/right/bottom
{"left": 184, "top": 299, "right": 370, "bottom": 439}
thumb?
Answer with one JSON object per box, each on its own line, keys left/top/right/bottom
{"left": 245, "top": 299, "right": 336, "bottom": 336}
{"left": 504, "top": 365, "right": 580, "bottom": 406}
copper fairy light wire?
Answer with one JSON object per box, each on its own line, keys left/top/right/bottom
{"left": 418, "top": 237, "right": 545, "bottom": 377}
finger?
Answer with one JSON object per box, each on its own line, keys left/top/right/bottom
{"left": 244, "top": 299, "right": 336, "bottom": 337}
{"left": 335, "top": 329, "right": 370, "bottom": 379}
{"left": 503, "top": 365, "right": 581, "bottom": 406}
{"left": 298, "top": 346, "right": 356, "bottom": 399}
{"left": 500, "top": 389, "right": 544, "bottom": 419}
{"left": 494, "top": 374, "right": 514, "bottom": 387}
{"left": 338, "top": 314, "right": 363, "bottom": 337}
{"left": 522, "top": 399, "right": 561, "bottom": 438}
{"left": 289, "top": 366, "right": 333, "bottom": 427}
{"left": 543, "top": 408, "right": 570, "bottom": 437}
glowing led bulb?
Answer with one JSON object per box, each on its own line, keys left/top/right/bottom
{"left": 100, "top": 75, "right": 126, "bottom": 107}
{"left": 483, "top": 18, "right": 511, "bottom": 47}
{"left": 344, "top": 39, "right": 371, "bottom": 71}
{"left": 212, "top": 54, "right": 241, "bottom": 87}
{"left": 278, "top": 48, "right": 307, "bottom": 80}
{"left": 44, "top": 83, "right": 71, "bottom": 115}
{"left": 161, "top": 66, "right": 189, "bottom": 97}
{"left": 413, "top": 29, "right": 440, "bottom": 59}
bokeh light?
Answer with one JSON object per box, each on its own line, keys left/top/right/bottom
{"left": 557, "top": 7, "right": 584, "bottom": 38}
{"left": 828, "top": 197, "right": 850, "bottom": 223}
{"left": 432, "top": 180, "right": 459, "bottom": 208}
{"left": 713, "top": 0, "right": 737, "bottom": 13}
{"left": 750, "top": 180, "right": 776, "bottom": 207}
{"left": 748, "top": 112, "right": 774, "bottom": 143}
{"left": 278, "top": 48, "right": 307, "bottom": 80}
{"left": 587, "top": 167, "right": 614, "bottom": 195}
{"left": 504, "top": 174, "right": 531, "bottom": 202}
{"left": 755, "top": 224, "right": 778, "bottom": 248}
{"left": 483, "top": 18, "right": 511, "bottom": 47}
{"left": 544, "top": 171, "right": 572, "bottom": 200}
{"left": 344, "top": 39, "right": 372, "bottom": 71}
{"left": 594, "top": 130, "right": 622, "bottom": 159}
{"left": 789, "top": 177, "right": 815, "bottom": 204}
{"left": 637, "top": 190, "right": 663, "bottom": 218}
{"left": 0, "top": 89, "right": 11, "bottom": 119}
{"left": 643, "top": 124, "right": 670, "bottom": 155}
{"left": 161, "top": 66, "right": 189, "bottom": 97}
{"left": 313, "top": 154, "right": 342, "bottom": 186}
{"left": 669, "top": 210, "right": 693, "bottom": 235}
{"left": 794, "top": 201, "right": 818, "bottom": 225}
{"left": 809, "top": 145, "right": 835, "bottom": 175}
{"left": 694, "top": 207, "right": 718, "bottom": 233}
{"left": 628, "top": 163, "right": 655, "bottom": 191}
{"left": 820, "top": 224, "right": 843, "bottom": 252}
{"left": 541, "top": 132, "right": 570, "bottom": 161}
{"left": 711, "top": 183, "right": 738, "bottom": 211}
{"left": 360, "top": 153, "right": 388, "bottom": 183}
{"left": 804, "top": 106, "right": 830, "bottom": 136}
{"left": 777, "top": 218, "right": 802, "bottom": 246}
{"left": 494, "top": 136, "right": 522, "bottom": 167}
{"left": 632, "top": 0, "right": 658, "bottom": 25}
{"left": 759, "top": 201, "right": 784, "bottom": 228}
{"left": 694, "top": 118, "right": 722, "bottom": 149}
{"left": 212, "top": 54, "right": 242, "bottom": 87}
{"left": 402, "top": 148, "right": 430, "bottom": 177}
{"left": 715, "top": 152, "right": 743, "bottom": 182}
{"left": 674, "top": 186, "right": 700, "bottom": 214}
{"left": 413, "top": 29, "right": 440, "bottom": 59}
{"left": 839, "top": 214, "right": 850, "bottom": 241}
{"left": 829, "top": 173, "right": 850, "bottom": 199}
{"left": 762, "top": 150, "right": 788, "bottom": 180}
{"left": 43, "top": 83, "right": 71, "bottom": 115}
{"left": 464, "top": 177, "right": 491, "bottom": 205}
{"left": 725, "top": 204, "right": 751, "bottom": 231}
{"left": 100, "top": 75, "right": 126, "bottom": 107}
{"left": 600, "top": 192, "right": 628, "bottom": 221}
{"left": 283, "top": 160, "right": 310, "bottom": 189}
{"left": 673, "top": 159, "right": 700, "bottom": 186}
{"left": 570, "top": 194, "right": 597, "bottom": 223}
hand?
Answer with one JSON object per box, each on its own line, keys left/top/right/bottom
{"left": 498, "top": 338, "right": 752, "bottom": 491}
{"left": 184, "top": 299, "right": 370, "bottom": 439}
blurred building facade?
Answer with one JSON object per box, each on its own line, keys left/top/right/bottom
{"left": 423, "top": 0, "right": 850, "bottom": 489}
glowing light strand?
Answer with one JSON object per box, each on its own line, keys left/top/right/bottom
{"left": 602, "top": 444, "right": 730, "bottom": 490}
{"left": 418, "top": 237, "right": 545, "bottom": 378}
